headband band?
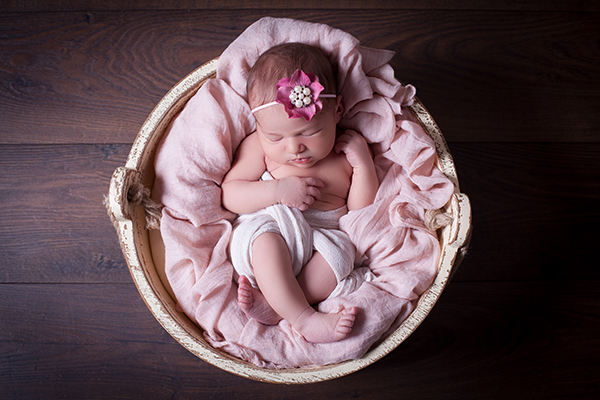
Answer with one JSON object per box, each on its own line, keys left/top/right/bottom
{"left": 251, "top": 69, "right": 336, "bottom": 121}
{"left": 251, "top": 95, "right": 337, "bottom": 114}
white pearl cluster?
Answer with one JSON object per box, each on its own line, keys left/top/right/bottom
{"left": 288, "top": 85, "right": 313, "bottom": 108}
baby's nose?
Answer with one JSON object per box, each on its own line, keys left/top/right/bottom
{"left": 287, "top": 138, "right": 306, "bottom": 154}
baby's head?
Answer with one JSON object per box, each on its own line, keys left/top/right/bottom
{"left": 248, "top": 43, "right": 343, "bottom": 169}
{"left": 247, "top": 43, "right": 338, "bottom": 115}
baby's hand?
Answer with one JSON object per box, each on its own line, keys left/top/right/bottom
{"left": 335, "top": 130, "right": 373, "bottom": 170}
{"left": 276, "top": 176, "right": 324, "bottom": 211}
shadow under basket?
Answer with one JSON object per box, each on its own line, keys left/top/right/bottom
{"left": 106, "top": 58, "right": 472, "bottom": 384}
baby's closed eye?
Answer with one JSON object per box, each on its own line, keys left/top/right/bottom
{"left": 266, "top": 134, "right": 283, "bottom": 142}
{"left": 302, "top": 129, "right": 321, "bottom": 137}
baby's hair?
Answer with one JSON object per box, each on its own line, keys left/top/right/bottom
{"left": 247, "top": 42, "right": 337, "bottom": 111}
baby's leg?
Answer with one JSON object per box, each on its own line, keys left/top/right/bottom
{"left": 237, "top": 275, "right": 282, "bottom": 325}
{"left": 251, "top": 232, "right": 355, "bottom": 343}
{"left": 297, "top": 251, "right": 338, "bottom": 305}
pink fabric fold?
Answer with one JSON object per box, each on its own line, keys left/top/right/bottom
{"left": 153, "top": 17, "right": 454, "bottom": 368}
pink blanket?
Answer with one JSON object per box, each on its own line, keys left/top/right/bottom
{"left": 153, "top": 17, "right": 454, "bottom": 368}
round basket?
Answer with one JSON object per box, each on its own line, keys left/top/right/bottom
{"left": 106, "top": 58, "right": 471, "bottom": 384}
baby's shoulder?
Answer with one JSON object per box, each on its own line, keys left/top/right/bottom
{"left": 225, "top": 132, "right": 267, "bottom": 182}
{"left": 238, "top": 131, "right": 261, "bottom": 149}
{"left": 235, "top": 132, "right": 264, "bottom": 159}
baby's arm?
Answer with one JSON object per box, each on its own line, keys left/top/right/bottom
{"left": 222, "top": 133, "right": 324, "bottom": 214}
{"left": 335, "top": 130, "right": 379, "bottom": 211}
{"left": 222, "top": 133, "right": 276, "bottom": 214}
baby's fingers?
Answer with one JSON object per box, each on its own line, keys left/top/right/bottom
{"left": 304, "top": 177, "right": 325, "bottom": 188}
{"left": 334, "top": 139, "right": 348, "bottom": 154}
{"left": 298, "top": 190, "right": 319, "bottom": 211}
{"left": 306, "top": 185, "right": 322, "bottom": 200}
{"left": 335, "top": 131, "right": 357, "bottom": 152}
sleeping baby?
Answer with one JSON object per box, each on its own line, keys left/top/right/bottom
{"left": 222, "top": 42, "right": 377, "bottom": 343}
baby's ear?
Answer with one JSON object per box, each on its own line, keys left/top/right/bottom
{"left": 335, "top": 95, "right": 344, "bottom": 123}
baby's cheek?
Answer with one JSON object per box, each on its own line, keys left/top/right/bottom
{"left": 314, "top": 137, "right": 336, "bottom": 156}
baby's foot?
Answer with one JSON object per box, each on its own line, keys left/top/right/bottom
{"left": 237, "top": 275, "right": 282, "bottom": 325}
{"left": 292, "top": 306, "right": 357, "bottom": 343}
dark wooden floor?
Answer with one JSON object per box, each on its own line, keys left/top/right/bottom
{"left": 1, "top": 1, "right": 599, "bottom": 399}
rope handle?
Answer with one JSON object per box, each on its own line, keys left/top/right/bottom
{"left": 105, "top": 167, "right": 162, "bottom": 230}
{"left": 426, "top": 193, "right": 471, "bottom": 251}
{"left": 425, "top": 208, "right": 453, "bottom": 231}
{"left": 127, "top": 182, "right": 163, "bottom": 230}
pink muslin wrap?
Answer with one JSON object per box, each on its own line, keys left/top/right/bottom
{"left": 153, "top": 17, "right": 454, "bottom": 368}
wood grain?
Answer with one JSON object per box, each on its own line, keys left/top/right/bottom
{"left": 1, "top": 4, "right": 599, "bottom": 398}
{"left": 2, "top": 0, "right": 599, "bottom": 12}
{"left": 1, "top": 282, "right": 598, "bottom": 398}
{"left": 0, "top": 144, "right": 130, "bottom": 283}
{"left": 1, "top": 143, "right": 597, "bottom": 283}
{"left": 1, "top": 10, "right": 598, "bottom": 144}
{"left": 450, "top": 142, "right": 600, "bottom": 282}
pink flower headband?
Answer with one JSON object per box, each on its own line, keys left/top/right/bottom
{"left": 251, "top": 69, "right": 337, "bottom": 121}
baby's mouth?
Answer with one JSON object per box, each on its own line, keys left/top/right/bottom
{"left": 291, "top": 157, "right": 311, "bottom": 165}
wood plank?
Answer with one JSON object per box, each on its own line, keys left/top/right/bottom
{"left": 0, "top": 11, "right": 232, "bottom": 145}
{"left": 1, "top": 142, "right": 598, "bottom": 283}
{"left": 450, "top": 142, "right": 600, "bottom": 282}
{"left": 0, "top": 144, "right": 130, "bottom": 283}
{"left": 400, "top": 11, "right": 600, "bottom": 143}
{"left": 1, "top": 10, "right": 598, "bottom": 144}
{"left": 2, "top": 0, "right": 599, "bottom": 12}
{"left": 0, "top": 284, "right": 167, "bottom": 345}
{"left": 1, "top": 281, "right": 598, "bottom": 398}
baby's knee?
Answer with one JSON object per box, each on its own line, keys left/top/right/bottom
{"left": 252, "top": 231, "right": 285, "bottom": 251}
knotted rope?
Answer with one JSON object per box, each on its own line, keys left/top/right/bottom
{"left": 425, "top": 208, "right": 453, "bottom": 231}
{"left": 127, "top": 183, "right": 163, "bottom": 230}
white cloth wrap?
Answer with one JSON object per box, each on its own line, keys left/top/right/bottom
{"left": 230, "top": 197, "right": 374, "bottom": 299}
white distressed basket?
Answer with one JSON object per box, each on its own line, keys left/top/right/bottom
{"left": 106, "top": 58, "right": 471, "bottom": 384}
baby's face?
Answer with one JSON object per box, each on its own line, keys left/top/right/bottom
{"left": 255, "top": 101, "right": 341, "bottom": 169}
{"left": 256, "top": 107, "right": 336, "bottom": 168}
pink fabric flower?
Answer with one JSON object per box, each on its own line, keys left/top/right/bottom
{"left": 276, "top": 69, "right": 325, "bottom": 121}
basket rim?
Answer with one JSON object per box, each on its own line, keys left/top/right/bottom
{"left": 108, "top": 58, "right": 472, "bottom": 384}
